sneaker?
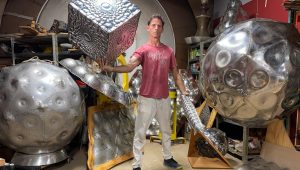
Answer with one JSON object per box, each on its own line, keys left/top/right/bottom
{"left": 133, "top": 167, "right": 141, "bottom": 170}
{"left": 163, "top": 157, "right": 183, "bottom": 169}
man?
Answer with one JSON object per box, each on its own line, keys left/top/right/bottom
{"left": 101, "top": 14, "right": 187, "bottom": 170}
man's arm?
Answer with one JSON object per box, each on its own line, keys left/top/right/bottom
{"left": 171, "top": 67, "right": 188, "bottom": 95}
{"left": 101, "top": 55, "right": 140, "bottom": 73}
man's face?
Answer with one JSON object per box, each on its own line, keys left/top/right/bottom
{"left": 147, "top": 18, "right": 163, "bottom": 38}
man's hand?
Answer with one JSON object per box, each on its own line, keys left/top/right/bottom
{"left": 98, "top": 58, "right": 114, "bottom": 72}
{"left": 102, "top": 65, "right": 114, "bottom": 72}
{"left": 181, "top": 91, "right": 189, "bottom": 96}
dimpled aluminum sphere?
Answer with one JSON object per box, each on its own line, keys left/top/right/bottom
{"left": 0, "top": 60, "right": 84, "bottom": 154}
{"left": 200, "top": 19, "right": 300, "bottom": 126}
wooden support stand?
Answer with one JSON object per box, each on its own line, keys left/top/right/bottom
{"left": 187, "top": 101, "right": 232, "bottom": 169}
{"left": 260, "top": 119, "right": 300, "bottom": 170}
{"left": 188, "top": 129, "right": 232, "bottom": 169}
{"left": 189, "top": 100, "right": 300, "bottom": 169}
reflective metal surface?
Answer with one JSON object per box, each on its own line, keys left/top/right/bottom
{"left": 37, "top": 0, "right": 175, "bottom": 52}
{"left": 195, "top": 128, "right": 227, "bottom": 157}
{"left": 11, "top": 150, "right": 68, "bottom": 166}
{"left": 175, "top": 69, "right": 201, "bottom": 118}
{"left": 180, "top": 95, "right": 205, "bottom": 132}
{"left": 0, "top": 60, "right": 83, "bottom": 163}
{"left": 128, "top": 69, "right": 142, "bottom": 99}
{"left": 60, "top": 58, "right": 133, "bottom": 106}
{"left": 201, "top": 19, "right": 300, "bottom": 126}
{"left": 68, "top": 0, "right": 141, "bottom": 64}
{"left": 180, "top": 95, "right": 228, "bottom": 155}
{"left": 214, "top": 0, "right": 248, "bottom": 35}
{"left": 92, "top": 104, "right": 135, "bottom": 166}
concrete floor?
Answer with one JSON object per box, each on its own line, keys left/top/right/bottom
{"left": 56, "top": 140, "right": 242, "bottom": 170}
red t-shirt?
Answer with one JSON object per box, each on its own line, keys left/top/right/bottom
{"left": 133, "top": 43, "right": 177, "bottom": 99}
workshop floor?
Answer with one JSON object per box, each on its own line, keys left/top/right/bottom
{"left": 56, "top": 140, "right": 242, "bottom": 170}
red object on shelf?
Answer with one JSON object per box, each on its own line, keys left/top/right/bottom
{"left": 295, "top": 12, "right": 300, "bottom": 33}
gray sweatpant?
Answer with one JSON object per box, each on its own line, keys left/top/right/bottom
{"left": 132, "top": 95, "right": 172, "bottom": 168}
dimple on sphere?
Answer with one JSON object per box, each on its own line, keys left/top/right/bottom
{"left": 0, "top": 60, "right": 84, "bottom": 154}
{"left": 200, "top": 19, "right": 300, "bottom": 126}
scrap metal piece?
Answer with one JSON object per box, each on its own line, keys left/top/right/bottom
{"left": 180, "top": 95, "right": 206, "bottom": 132}
{"left": 89, "top": 104, "right": 135, "bottom": 168}
{"left": 174, "top": 69, "right": 201, "bottom": 118}
{"left": 202, "top": 128, "right": 228, "bottom": 156}
{"left": 68, "top": 0, "right": 141, "bottom": 64}
{"left": 195, "top": 128, "right": 228, "bottom": 157}
{"left": 60, "top": 58, "right": 133, "bottom": 106}
{"left": 181, "top": 95, "right": 228, "bottom": 156}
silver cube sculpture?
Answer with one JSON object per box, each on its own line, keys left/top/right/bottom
{"left": 68, "top": 0, "right": 141, "bottom": 64}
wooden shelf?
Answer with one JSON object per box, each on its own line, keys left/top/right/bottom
{"left": 0, "top": 33, "right": 83, "bottom": 65}
{"left": 186, "top": 37, "right": 215, "bottom": 81}
{"left": 189, "top": 57, "right": 200, "bottom": 64}
{"left": 284, "top": 1, "right": 300, "bottom": 10}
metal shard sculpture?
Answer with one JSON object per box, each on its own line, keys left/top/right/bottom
{"left": 68, "top": 0, "right": 141, "bottom": 64}
{"left": 214, "top": 0, "right": 248, "bottom": 35}
{"left": 195, "top": 128, "right": 228, "bottom": 157}
{"left": 173, "top": 70, "right": 201, "bottom": 118}
{"left": 180, "top": 95, "right": 205, "bottom": 132}
{"left": 0, "top": 60, "right": 84, "bottom": 166}
{"left": 201, "top": 19, "right": 300, "bottom": 126}
{"left": 180, "top": 95, "right": 228, "bottom": 156}
{"left": 60, "top": 58, "right": 133, "bottom": 106}
{"left": 128, "top": 69, "right": 228, "bottom": 156}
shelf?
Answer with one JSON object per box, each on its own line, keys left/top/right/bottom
{"left": 0, "top": 33, "right": 83, "bottom": 65}
{"left": 0, "top": 33, "right": 69, "bottom": 44}
{"left": 187, "top": 37, "right": 215, "bottom": 80}
{"left": 228, "top": 146, "right": 260, "bottom": 160}
{"left": 221, "top": 118, "right": 267, "bottom": 128}
{"left": 189, "top": 57, "right": 200, "bottom": 64}
{"left": 191, "top": 71, "right": 200, "bottom": 75}
{"left": 13, "top": 50, "right": 84, "bottom": 59}
{"left": 217, "top": 116, "right": 267, "bottom": 163}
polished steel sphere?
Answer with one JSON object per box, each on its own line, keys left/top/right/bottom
{"left": 0, "top": 60, "right": 84, "bottom": 154}
{"left": 201, "top": 19, "right": 300, "bottom": 126}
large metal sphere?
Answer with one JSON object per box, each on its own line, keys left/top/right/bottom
{"left": 0, "top": 60, "right": 84, "bottom": 154}
{"left": 201, "top": 19, "right": 300, "bottom": 126}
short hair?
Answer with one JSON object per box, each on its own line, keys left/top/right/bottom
{"left": 147, "top": 14, "right": 165, "bottom": 27}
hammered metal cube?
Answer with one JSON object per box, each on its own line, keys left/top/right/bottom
{"left": 68, "top": 0, "right": 141, "bottom": 64}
